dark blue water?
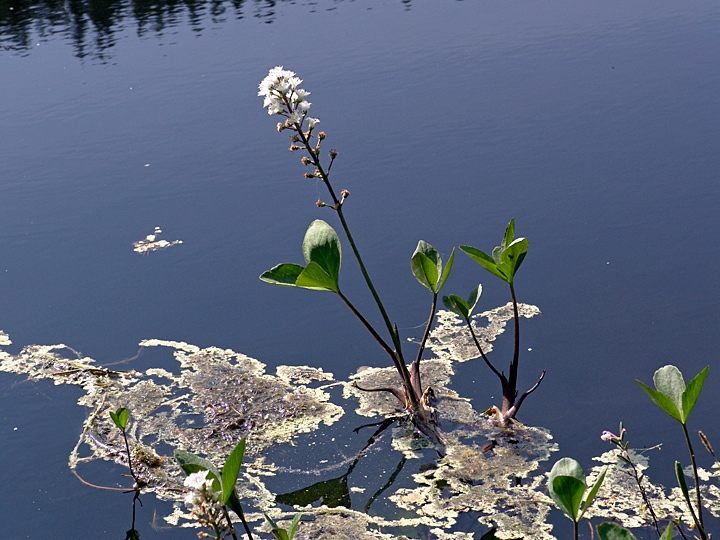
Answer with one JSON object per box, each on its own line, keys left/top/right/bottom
{"left": 2, "top": 0, "right": 720, "bottom": 537}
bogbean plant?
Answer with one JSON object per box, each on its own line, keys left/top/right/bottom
{"left": 257, "top": 66, "right": 544, "bottom": 437}
{"left": 548, "top": 364, "right": 711, "bottom": 539}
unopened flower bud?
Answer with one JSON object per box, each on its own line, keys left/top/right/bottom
{"left": 341, "top": 189, "right": 350, "bottom": 198}
{"left": 304, "top": 172, "right": 313, "bottom": 179}
{"left": 316, "top": 199, "right": 324, "bottom": 207}
{"left": 330, "top": 150, "right": 338, "bottom": 159}
{"left": 276, "top": 123, "right": 284, "bottom": 132}
{"left": 314, "top": 169, "right": 321, "bottom": 177}
{"left": 291, "top": 134, "right": 299, "bottom": 143}
{"left": 301, "top": 157, "right": 311, "bottom": 165}
{"left": 318, "top": 131, "right": 326, "bottom": 140}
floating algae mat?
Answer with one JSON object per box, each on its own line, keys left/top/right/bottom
{"left": 1, "top": 305, "right": 718, "bottom": 539}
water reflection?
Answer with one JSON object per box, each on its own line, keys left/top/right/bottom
{"left": 0, "top": 0, "right": 424, "bottom": 59}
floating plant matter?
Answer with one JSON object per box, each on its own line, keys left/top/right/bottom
{"left": 133, "top": 226, "right": 183, "bottom": 253}
{"left": 1, "top": 310, "right": 716, "bottom": 539}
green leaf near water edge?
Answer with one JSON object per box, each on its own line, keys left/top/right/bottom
{"left": 259, "top": 220, "right": 342, "bottom": 292}
{"left": 411, "top": 240, "right": 441, "bottom": 292}
{"left": 578, "top": 466, "right": 607, "bottom": 520}
{"left": 548, "top": 457, "right": 586, "bottom": 521}
{"left": 437, "top": 247, "right": 455, "bottom": 293}
{"left": 597, "top": 522, "right": 637, "bottom": 540}
{"left": 460, "top": 219, "right": 527, "bottom": 284}
{"left": 301, "top": 220, "right": 341, "bottom": 284}
{"left": 110, "top": 407, "right": 129, "bottom": 431}
{"left": 221, "top": 438, "right": 246, "bottom": 504}
{"left": 637, "top": 365, "right": 709, "bottom": 424}
{"left": 681, "top": 366, "right": 709, "bottom": 423}
{"left": 442, "top": 284, "right": 482, "bottom": 321}
{"left": 174, "top": 449, "right": 222, "bottom": 493}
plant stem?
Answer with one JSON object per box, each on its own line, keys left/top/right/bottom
{"left": 681, "top": 422, "right": 704, "bottom": 530}
{"left": 121, "top": 430, "right": 139, "bottom": 486}
{"left": 294, "top": 125, "right": 420, "bottom": 412}
{"left": 411, "top": 293, "right": 439, "bottom": 397}
{"left": 573, "top": 519, "right": 578, "bottom": 540}
{"left": 466, "top": 319, "right": 504, "bottom": 381}
{"left": 508, "top": 282, "right": 520, "bottom": 408}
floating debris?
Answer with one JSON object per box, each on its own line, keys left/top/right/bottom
{"left": 133, "top": 226, "right": 182, "bottom": 253}
{"left": 428, "top": 303, "right": 541, "bottom": 363}
{"left": 2, "top": 308, "right": 713, "bottom": 539}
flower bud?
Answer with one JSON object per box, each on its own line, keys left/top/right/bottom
{"left": 276, "top": 123, "right": 284, "bottom": 132}
{"left": 301, "top": 157, "right": 311, "bottom": 165}
{"left": 341, "top": 189, "right": 350, "bottom": 198}
{"left": 316, "top": 199, "right": 324, "bottom": 207}
{"left": 330, "top": 150, "right": 338, "bottom": 159}
{"left": 304, "top": 172, "right": 313, "bottom": 179}
{"left": 318, "top": 132, "right": 326, "bottom": 140}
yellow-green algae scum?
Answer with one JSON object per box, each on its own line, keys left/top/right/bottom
{"left": 1, "top": 305, "right": 718, "bottom": 539}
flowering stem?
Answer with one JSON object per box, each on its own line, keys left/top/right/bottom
{"left": 295, "top": 125, "right": 420, "bottom": 413}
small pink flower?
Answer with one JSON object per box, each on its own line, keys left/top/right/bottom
{"left": 601, "top": 428, "right": 626, "bottom": 442}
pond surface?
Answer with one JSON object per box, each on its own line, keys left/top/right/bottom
{"left": 2, "top": 0, "right": 720, "bottom": 538}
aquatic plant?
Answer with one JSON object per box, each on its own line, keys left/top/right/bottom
{"left": 600, "top": 425, "right": 663, "bottom": 536}
{"left": 175, "top": 438, "right": 254, "bottom": 540}
{"left": 547, "top": 457, "right": 606, "bottom": 540}
{"left": 257, "top": 66, "right": 455, "bottom": 442}
{"left": 443, "top": 220, "right": 545, "bottom": 424}
{"left": 636, "top": 364, "right": 709, "bottom": 538}
{"left": 109, "top": 407, "right": 142, "bottom": 488}
{"left": 264, "top": 513, "right": 301, "bottom": 540}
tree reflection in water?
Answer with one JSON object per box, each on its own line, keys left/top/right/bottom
{"left": 0, "top": 0, "right": 291, "bottom": 59}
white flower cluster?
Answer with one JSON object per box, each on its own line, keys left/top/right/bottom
{"left": 184, "top": 470, "right": 223, "bottom": 514}
{"left": 258, "top": 66, "right": 319, "bottom": 128}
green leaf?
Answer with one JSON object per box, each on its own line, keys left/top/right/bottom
{"left": 659, "top": 524, "right": 673, "bottom": 540}
{"left": 295, "top": 261, "right": 339, "bottom": 292}
{"left": 436, "top": 248, "right": 455, "bottom": 293}
{"left": 501, "top": 218, "right": 515, "bottom": 252}
{"left": 499, "top": 237, "right": 528, "bottom": 283}
{"left": 578, "top": 466, "right": 607, "bottom": 520}
{"left": 411, "top": 240, "right": 441, "bottom": 292}
{"left": 636, "top": 379, "right": 682, "bottom": 423}
{"left": 442, "top": 295, "right": 469, "bottom": 320}
{"left": 302, "top": 220, "right": 341, "bottom": 285}
{"left": 552, "top": 476, "right": 585, "bottom": 521}
{"left": 260, "top": 263, "right": 305, "bottom": 287}
{"left": 597, "top": 522, "right": 638, "bottom": 540}
{"left": 681, "top": 366, "right": 709, "bottom": 423}
{"left": 466, "top": 284, "right": 482, "bottom": 316}
{"left": 548, "top": 457, "right": 586, "bottom": 521}
{"left": 110, "top": 407, "right": 129, "bottom": 431}
{"left": 226, "top": 490, "right": 246, "bottom": 522}
{"left": 675, "top": 460, "right": 697, "bottom": 525}
{"left": 174, "top": 449, "right": 222, "bottom": 493}
{"left": 460, "top": 245, "right": 507, "bottom": 282}
{"left": 221, "top": 439, "right": 246, "bottom": 504}
{"left": 654, "top": 365, "right": 686, "bottom": 417}
{"left": 289, "top": 514, "right": 301, "bottom": 539}
{"left": 674, "top": 458, "right": 704, "bottom": 539}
